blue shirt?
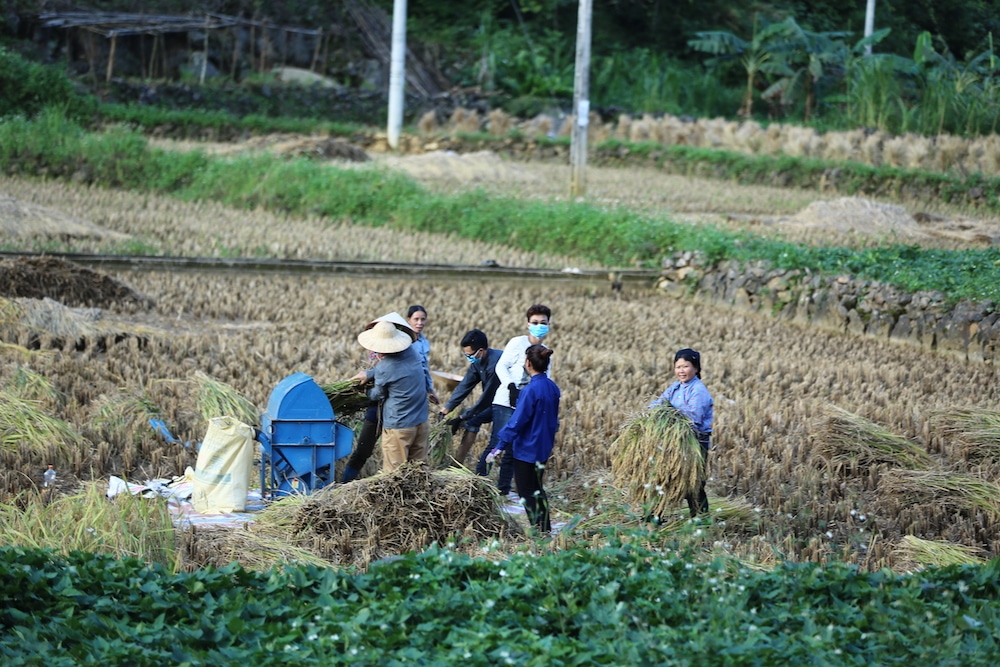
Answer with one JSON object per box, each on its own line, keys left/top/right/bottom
{"left": 649, "top": 376, "right": 713, "bottom": 435}
{"left": 496, "top": 373, "right": 561, "bottom": 463}
{"left": 412, "top": 333, "right": 434, "bottom": 393}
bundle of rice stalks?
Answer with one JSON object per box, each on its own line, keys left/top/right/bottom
{"left": 179, "top": 528, "right": 331, "bottom": 572}
{"left": 0, "top": 481, "right": 176, "bottom": 569}
{"left": 90, "top": 390, "right": 162, "bottom": 447}
{"left": 611, "top": 405, "right": 704, "bottom": 518}
{"left": 707, "top": 496, "right": 758, "bottom": 525}
{"left": 7, "top": 365, "right": 61, "bottom": 406}
{"left": 929, "top": 407, "right": 1000, "bottom": 462}
{"left": 289, "top": 462, "right": 520, "bottom": 570}
{"left": 0, "top": 389, "right": 82, "bottom": 460}
{"left": 818, "top": 406, "right": 933, "bottom": 470}
{"left": 881, "top": 469, "right": 1000, "bottom": 521}
{"left": 427, "top": 409, "right": 458, "bottom": 469}
{"left": 894, "top": 535, "right": 986, "bottom": 570}
{"left": 193, "top": 371, "right": 259, "bottom": 427}
{"left": 320, "top": 379, "right": 371, "bottom": 418}
{"left": 5, "top": 297, "right": 103, "bottom": 339}
{"left": 178, "top": 495, "right": 330, "bottom": 572}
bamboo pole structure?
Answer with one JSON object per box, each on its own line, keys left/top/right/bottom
{"left": 310, "top": 27, "right": 322, "bottom": 72}
{"left": 85, "top": 32, "right": 96, "bottom": 82}
{"left": 105, "top": 33, "right": 117, "bottom": 82}
{"left": 149, "top": 31, "right": 158, "bottom": 78}
{"left": 199, "top": 16, "right": 209, "bottom": 84}
{"left": 230, "top": 26, "right": 239, "bottom": 80}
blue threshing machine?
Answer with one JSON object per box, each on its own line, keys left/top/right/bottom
{"left": 257, "top": 372, "right": 355, "bottom": 496}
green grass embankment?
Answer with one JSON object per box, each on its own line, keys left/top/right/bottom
{"left": 2, "top": 110, "right": 999, "bottom": 304}
{"left": 96, "top": 100, "right": 1000, "bottom": 214}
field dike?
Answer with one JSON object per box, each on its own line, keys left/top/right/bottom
{"left": 658, "top": 251, "right": 999, "bottom": 364}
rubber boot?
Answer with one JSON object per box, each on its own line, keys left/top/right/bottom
{"left": 341, "top": 465, "right": 361, "bottom": 484}
{"left": 452, "top": 429, "right": 478, "bottom": 467}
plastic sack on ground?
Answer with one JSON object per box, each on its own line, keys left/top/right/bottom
{"left": 192, "top": 416, "right": 255, "bottom": 513}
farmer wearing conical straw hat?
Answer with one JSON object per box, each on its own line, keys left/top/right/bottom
{"left": 342, "top": 312, "right": 419, "bottom": 483}
{"left": 649, "top": 348, "right": 714, "bottom": 518}
{"left": 352, "top": 320, "right": 429, "bottom": 472}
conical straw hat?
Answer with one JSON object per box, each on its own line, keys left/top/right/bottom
{"left": 357, "top": 320, "right": 413, "bottom": 354}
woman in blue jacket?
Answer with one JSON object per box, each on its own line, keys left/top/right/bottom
{"left": 490, "top": 344, "right": 560, "bottom": 533}
{"left": 649, "top": 348, "right": 714, "bottom": 518}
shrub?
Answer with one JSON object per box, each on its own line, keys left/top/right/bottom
{"left": 0, "top": 46, "right": 87, "bottom": 119}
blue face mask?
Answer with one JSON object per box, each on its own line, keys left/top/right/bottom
{"left": 528, "top": 323, "right": 549, "bottom": 339}
{"left": 464, "top": 352, "right": 479, "bottom": 363}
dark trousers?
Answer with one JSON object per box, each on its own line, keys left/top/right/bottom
{"left": 686, "top": 432, "right": 711, "bottom": 517}
{"left": 346, "top": 403, "right": 381, "bottom": 471}
{"left": 477, "top": 405, "right": 515, "bottom": 494}
{"left": 513, "top": 458, "right": 550, "bottom": 533}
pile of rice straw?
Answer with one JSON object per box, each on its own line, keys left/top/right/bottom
{"left": 290, "top": 462, "right": 520, "bottom": 569}
{"left": 180, "top": 463, "right": 521, "bottom": 572}
{"left": 880, "top": 469, "right": 1000, "bottom": 521}
{"left": 929, "top": 407, "right": 1000, "bottom": 463}
{"left": 611, "top": 405, "right": 704, "bottom": 518}
{"left": 0, "top": 256, "right": 152, "bottom": 309}
{"left": 817, "top": 405, "right": 932, "bottom": 470}
{"left": 894, "top": 535, "right": 986, "bottom": 571}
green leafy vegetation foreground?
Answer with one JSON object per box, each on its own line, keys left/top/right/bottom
{"left": 2, "top": 542, "right": 999, "bottom": 665}
{"left": 3, "top": 110, "right": 1000, "bottom": 304}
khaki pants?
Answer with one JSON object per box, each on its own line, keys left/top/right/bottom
{"left": 381, "top": 422, "right": 430, "bottom": 471}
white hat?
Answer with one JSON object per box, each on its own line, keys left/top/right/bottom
{"left": 366, "top": 311, "right": 418, "bottom": 342}
{"left": 357, "top": 320, "right": 413, "bottom": 354}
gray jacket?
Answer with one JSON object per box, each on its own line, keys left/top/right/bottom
{"left": 366, "top": 346, "right": 428, "bottom": 429}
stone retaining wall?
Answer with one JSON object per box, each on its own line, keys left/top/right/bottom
{"left": 656, "top": 252, "right": 999, "bottom": 364}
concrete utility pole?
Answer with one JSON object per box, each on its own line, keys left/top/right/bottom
{"left": 387, "top": 0, "right": 407, "bottom": 149}
{"left": 864, "top": 0, "right": 876, "bottom": 55}
{"left": 569, "top": 0, "right": 593, "bottom": 196}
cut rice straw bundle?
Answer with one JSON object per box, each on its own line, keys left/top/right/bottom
{"left": 895, "top": 535, "right": 986, "bottom": 570}
{"left": 881, "top": 469, "right": 1000, "bottom": 521}
{"left": 929, "top": 407, "right": 1000, "bottom": 462}
{"left": 321, "top": 379, "right": 372, "bottom": 418}
{"left": 427, "top": 408, "right": 459, "bottom": 469}
{"left": 91, "top": 390, "right": 162, "bottom": 446}
{"left": 7, "top": 365, "right": 61, "bottom": 405}
{"left": 611, "top": 405, "right": 704, "bottom": 518}
{"left": 0, "top": 389, "right": 82, "bottom": 458}
{"left": 818, "top": 406, "right": 933, "bottom": 470}
{"left": 193, "top": 371, "right": 259, "bottom": 427}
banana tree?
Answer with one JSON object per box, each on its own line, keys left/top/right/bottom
{"left": 760, "top": 18, "right": 851, "bottom": 122}
{"left": 688, "top": 17, "right": 792, "bottom": 117}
